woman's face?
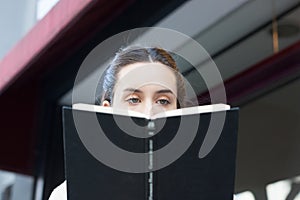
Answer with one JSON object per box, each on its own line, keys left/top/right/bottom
{"left": 103, "top": 62, "right": 178, "bottom": 116}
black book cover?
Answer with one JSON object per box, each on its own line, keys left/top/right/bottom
{"left": 63, "top": 106, "right": 238, "bottom": 200}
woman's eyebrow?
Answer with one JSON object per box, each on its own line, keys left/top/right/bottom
{"left": 123, "top": 88, "right": 174, "bottom": 94}
{"left": 155, "top": 89, "right": 174, "bottom": 94}
{"left": 123, "top": 88, "right": 142, "bottom": 93}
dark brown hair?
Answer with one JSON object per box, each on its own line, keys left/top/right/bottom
{"left": 95, "top": 46, "right": 186, "bottom": 108}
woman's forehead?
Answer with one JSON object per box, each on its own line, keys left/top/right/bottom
{"left": 116, "top": 62, "right": 177, "bottom": 94}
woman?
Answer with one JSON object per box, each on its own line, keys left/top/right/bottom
{"left": 49, "top": 46, "right": 187, "bottom": 199}
{"left": 95, "top": 46, "right": 187, "bottom": 112}
{"left": 50, "top": 46, "right": 238, "bottom": 200}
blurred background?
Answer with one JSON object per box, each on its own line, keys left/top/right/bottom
{"left": 0, "top": 0, "right": 300, "bottom": 199}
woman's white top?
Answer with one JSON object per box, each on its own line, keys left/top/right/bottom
{"left": 48, "top": 181, "right": 67, "bottom": 200}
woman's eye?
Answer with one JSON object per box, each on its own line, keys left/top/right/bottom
{"left": 156, "top": 99, "right": 170, "bottom": 105}
{"left": 126, "top": 98, "right": 141, "bottom": 104}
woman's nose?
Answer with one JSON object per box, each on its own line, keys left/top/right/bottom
{"left": 141, "top": 101, "right": 153, "bottom": 116}
{"left": 141, "top": 101, "right": 164, "bottom": 116}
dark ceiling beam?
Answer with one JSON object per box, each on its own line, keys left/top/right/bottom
{"left": 197, "top": 40, "right": 300, "bottom": 106}
{"left": 0, "top": 0, "right": 188, "bottom": 175}
{"left": 226, "top": 39, "right": 300, "bottom": 106}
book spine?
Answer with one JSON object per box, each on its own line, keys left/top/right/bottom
{"left": 147, "top": 121, "right": 155, "bottom": 200}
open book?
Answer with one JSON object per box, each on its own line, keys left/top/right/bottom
{"left": 64, "top": 103, "right": 238, "bottom": 200}
{"left": 72, "top": 103, "right": 231, "bottom": 119}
